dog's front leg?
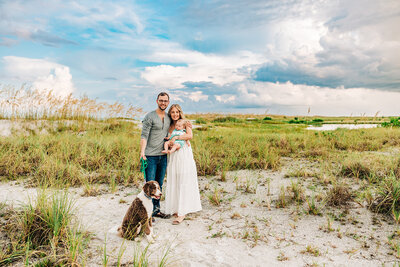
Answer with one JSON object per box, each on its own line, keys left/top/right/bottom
{"left": 144, "top": 219, "right": 155, "bottom": 244}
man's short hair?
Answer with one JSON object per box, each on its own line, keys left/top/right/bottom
{"left": 157, "top": 92, "right": 170, "bottom": 100}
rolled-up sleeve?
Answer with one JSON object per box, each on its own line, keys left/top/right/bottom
{"left": 141, "top": 115, "right": 152, "bottom": 140}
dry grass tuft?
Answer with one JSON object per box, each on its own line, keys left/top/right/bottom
{"left": 0, "top": 85, "right": 142, "bottom": 121}
{"left": 326, "top": 182, "right": 354, "bottom": 207}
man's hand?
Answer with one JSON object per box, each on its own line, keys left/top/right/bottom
{"left": 140, "top": 138, "right": 147, "bottom": 160}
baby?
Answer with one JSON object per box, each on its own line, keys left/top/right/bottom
{"left": 162, "top": 119, "right": 189, "bottom": 154}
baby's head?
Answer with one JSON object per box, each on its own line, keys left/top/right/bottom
{"left": 175, "top": 119, "right": 186, "bottom": 130}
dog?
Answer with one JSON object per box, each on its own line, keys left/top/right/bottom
{"left": 118, "top": 181, "right": 162, "bottom": 243}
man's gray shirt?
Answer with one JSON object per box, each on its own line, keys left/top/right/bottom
{"left": 141, "top": 110, "right": 171, "bottom": 156}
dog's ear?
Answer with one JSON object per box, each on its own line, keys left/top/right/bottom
{"left": 143, "top": 182, "right": 150, "bottom": 196}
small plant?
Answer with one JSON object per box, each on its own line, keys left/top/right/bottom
{"left": 276, "top": 186, "right": 287, "bottom": 208}
{"left": 132, "top": 243, "right": 150, "bottom": 266}
{"left": 208, "top": 185, "right": 223, "bottom": 206}
{"left": 301, "top": 245, "right": 320, "bottom": 257}
{"left": 231, "top": 212, "right": 242, "bottom": 219}
{"left": 110, "top": 175, "right": 117, "bottom": 193}
{"left": 306, "top": 194, "right": 322, "bottom": 216}
{"left": 103, "top": 235, "right": 109, "bottom": 267}
{"left": 117, "top": 241, "right": 127, "bottom": 267}
{"left": 266, "top": 178, "right": 271, "bottom": 196}
{"left": 321, "top": 216, "right": 334, "bottom": 233}
{"left": 277, "top": 251, "right": 289, "bottom": 261}
{"left": 82, "top": 182, "right": 101, "bottom": 197}
{"left": 220, "top": 168, "right": 227, "bottom": 182}
{"left": 244, "top": 176, "right": 256, "bottom": 194}
{"left": 288, "top": 179, "right": 305, "bottom": 204}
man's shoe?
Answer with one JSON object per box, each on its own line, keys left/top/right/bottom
{"left": 153, "top": 212, "right": 171, "bottom": 219}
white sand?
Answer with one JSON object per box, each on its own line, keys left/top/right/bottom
{"left": 1, "top": 167, "right": 398, "bottom": 266}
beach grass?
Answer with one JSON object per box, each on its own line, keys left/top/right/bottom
{"left": 0, "top": 190, "right": 89, "bottom": 266}
{"left": 1, "top": 88, "right": 400, "bottom": 229}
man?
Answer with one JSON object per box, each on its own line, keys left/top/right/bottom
{"left": 140, "top": 92, "right": 171, "bottom": 219}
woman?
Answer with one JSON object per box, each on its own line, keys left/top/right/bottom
{"left": 164, "top": 104, "right": 202, "bottom": 224}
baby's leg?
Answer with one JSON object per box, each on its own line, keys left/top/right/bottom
{"left": 162, "top": 141, "right": 170, "bottom": 153}
{"left": 168, "top": 143, "right": 181, "bottom": 154}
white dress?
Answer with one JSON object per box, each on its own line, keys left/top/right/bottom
{"left": 165, "top": 144, "right": 202, "bottom": 216}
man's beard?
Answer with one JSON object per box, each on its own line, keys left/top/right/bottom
{"left": 158, "top": 105, "right": 167, "bottom": 111}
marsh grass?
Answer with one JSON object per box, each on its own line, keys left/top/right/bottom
{"left": 371, "top": 175, "right": 400, "bottom": 214}
{"left": 2, "top": 109, "right": 400, "bottom": 188}
{"left": 0, "top": 121, "right": 142, "bottom": 187}
{"left": 0, "top": 86, "right": 142, "bottom": 120}
{"left": 2, "top": 103, "right": 400, "bottom": 225}
{"left": 0, "top": 190, "right": 88, "bottom": 266}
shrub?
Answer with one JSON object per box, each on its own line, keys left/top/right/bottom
{"left": 263, "top": 117, "right": 272, "bottom": 121}
{"left": 340, "top": 161, "right": 372, "bottom": 179}
{"left": 212, "top": 116, "right": 242, "bottom": 123}
{"left": 382, "top": 117, "right": 400, "bottom": 127}
{"left": 326, "top": 183, "right": 353, "bottom": 207}
{"left": 288, "top": 119, "right": 306, "bottom": 124}
{"left": 371, "top": 175, "right": 400, "bottom": 214}
{"left": 195, "top": 118, "right": 207, "bottom": 124}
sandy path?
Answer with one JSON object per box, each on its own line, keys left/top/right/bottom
{"left": 1, "top": 169, "right": 398, "bottom": 266}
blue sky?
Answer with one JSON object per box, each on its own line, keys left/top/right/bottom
{"left": 1, "top": 0, "right": 400, "bottom": 116}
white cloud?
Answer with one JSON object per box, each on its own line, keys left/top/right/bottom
{"left": 62, "top": 2, "right": 144, "bottom": 34}
{"left": 234, "top": 81, "right": 400, "bottom": 116}
{"left": 2, "top": 56, "right": 76, "bottom": 97}
{"left": 187, "top": 91, "right": 208, "bottom": 102}
{"left": 169, "top": 90, "right": 208, "bottom": 103}
{"left": 215, "top": 94, "right": 236, "bottom": 103}
{"left": 141, "top": 49, "right": 265, "bottom": 89}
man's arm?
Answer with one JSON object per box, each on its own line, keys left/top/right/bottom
{"left": 140, "top": 138, "right": 147, "bottom": 160}
{"left": 140, "top": 115, "right": 152, "bottom": 160}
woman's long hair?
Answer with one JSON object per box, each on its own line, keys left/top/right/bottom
{"left": 168, "top": 104, "right": 185, "bottom": 121}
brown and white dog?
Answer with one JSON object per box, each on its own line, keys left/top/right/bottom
{"left": 118, "top": 181, "right": 162, "bottom": 243}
